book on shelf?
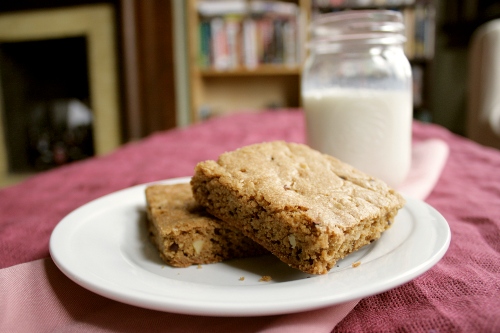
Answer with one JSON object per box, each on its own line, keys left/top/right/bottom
{"left": 199, "top": 19, "right": 211, "bottom": 68}
{"left": 196, "top": 0, "right": 302, "bottom": 71}
{"left": 242, "top": 18, "right": 258, "bottom": 68}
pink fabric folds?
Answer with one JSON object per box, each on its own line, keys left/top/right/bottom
{"left": 0, "top": 259, "right": 357, "bottom": 333}
{"left": 0, "top": 136, "right": 447, "bottom": 333}
{"left": 0, "top": 258, "right": 352, "bottom": 332}
{"left": 1, "top": 110, "right": 499, "bottom": 332}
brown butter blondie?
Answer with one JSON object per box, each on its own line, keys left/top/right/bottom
{"left": 191, "top": 141, "right": 406, "bottom": 274}
{"left": 145, "top": 183, "right": 266, "bottom": 268}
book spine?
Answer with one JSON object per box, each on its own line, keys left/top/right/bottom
{"left": 271, "top": 19, "right": 284, "bottom": 64}
{"left": 211, "top": 17, "right": 229, "bottom": 70}
{"left": 243, "top": 18, "right": 258, "bottom": 69}
{"left": 198, "top": 20, "right": 211, "bottom": 68}
{"left": 225, "top": 15, "right": 241, "bottom": 69}
{"left": 261, "top": 18, "right": 274, "bottom": 64}
{"left": 283, "top": 18, "right": 297, "bottom": 66}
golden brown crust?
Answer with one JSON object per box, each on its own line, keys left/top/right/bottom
{"left": 191, "top": 141, "right": 405, "bottom": 274}
{"left": 145, "top": 183, "right": 266, "bottom": 268}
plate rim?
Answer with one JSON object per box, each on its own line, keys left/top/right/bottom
{"left": 49, "top": 176, "right": 451, "bottom": 317}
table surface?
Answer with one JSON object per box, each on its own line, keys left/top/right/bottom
{"left": 1, "top": 110, "right": 500, "bottom": 332}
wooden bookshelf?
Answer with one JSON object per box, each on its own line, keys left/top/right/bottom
{"left": 186, "top": 0, "right": 311, "bottom": 122}
{"left": 186, "top": 0, "right": 436, "bottom": 122}
{"left": 200, "top": 65, "right": 302, "bottom": 77}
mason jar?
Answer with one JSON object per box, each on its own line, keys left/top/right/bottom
{"left": 302, "top": 10, "right": 412, "bottom": 188}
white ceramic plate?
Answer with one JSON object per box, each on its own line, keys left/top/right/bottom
{"left": 50, "top": 177, "right": 451, "bottom": 317}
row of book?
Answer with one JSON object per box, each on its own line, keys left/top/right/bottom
{"left": 314, "top": 2, "right": 436, "bottom": 60}
{"left": 197, "top": 1, "right": 303, "bottom": 70}
{"left": 196, "top": 0, "right": 435, "bottom": 71}
{"left": 313, "top": 0, "right": 418, "bottom": 8}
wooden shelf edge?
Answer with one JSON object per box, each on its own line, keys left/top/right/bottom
{"left": 199, "top": 65, "right": 302, "bottom": 77}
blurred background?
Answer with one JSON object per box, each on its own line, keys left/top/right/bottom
{"left": 0, "top": 0, "right": 499, "bottom": 187}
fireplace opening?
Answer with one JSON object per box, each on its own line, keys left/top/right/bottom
{"left": 0, "top": 36, "right": 94, "bottom": 173}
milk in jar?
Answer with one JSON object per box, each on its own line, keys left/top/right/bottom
{"left": 303, "top": 88, "right": 412, "bottom": 187}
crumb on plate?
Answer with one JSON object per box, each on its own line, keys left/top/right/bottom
{"left": 259, "top": 275, "right": 272, "bottom": 282}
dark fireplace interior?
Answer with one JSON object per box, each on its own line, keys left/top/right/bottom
{"left": 0, "top": 36, "right": 94, "bottom": 173}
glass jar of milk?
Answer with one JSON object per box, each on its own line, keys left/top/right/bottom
{"left": 302, "top": 10, "right": 412, "bottom": 188}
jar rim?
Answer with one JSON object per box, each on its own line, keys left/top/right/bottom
{"left": 309, "top": 10, "right": 406, "bottom": 46}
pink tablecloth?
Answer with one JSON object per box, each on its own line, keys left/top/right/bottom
{"left": 1, "top": 110, "right": 500, "bottom": 332}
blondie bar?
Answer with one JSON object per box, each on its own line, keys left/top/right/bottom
{"left": 145, "top": 183, "right": 266, "bottom": 268}
{"left": 191, "top": 141, "right": 405, "bottom": 274}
